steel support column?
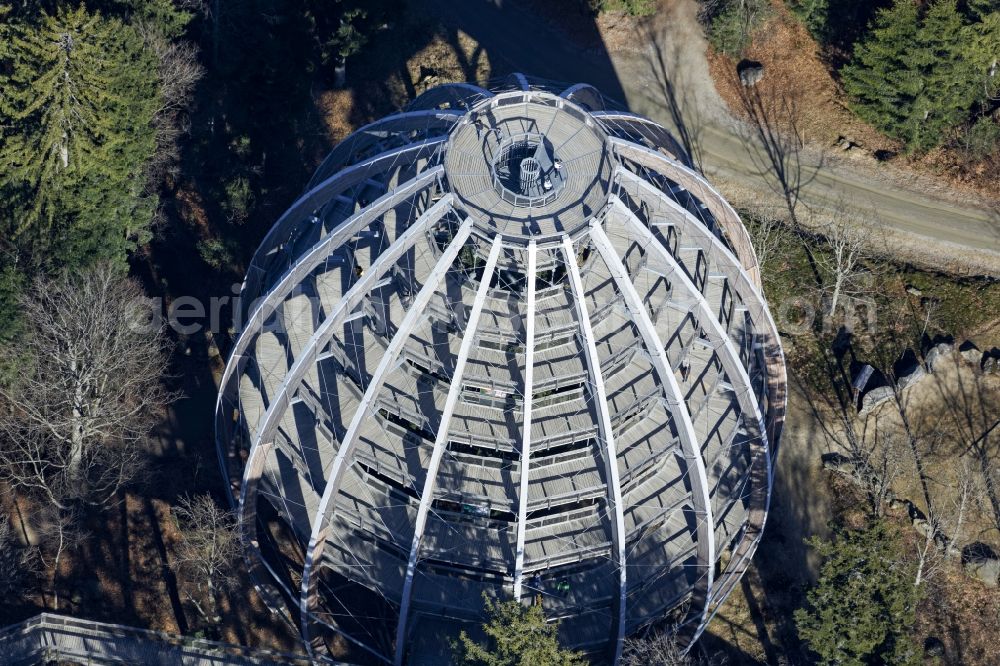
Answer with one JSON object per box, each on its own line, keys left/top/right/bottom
{"left": 512, "top": 241, "right": 538, "bottom": 600}
{"left": 299, "top": 217, "right": 475, "bottom": 657}
{"left": 585, "top": 222, "right": 716, "bottom": 640}
{"left": 561, "top": 235, "right": 628, "bottom": 664}
{"left": 392, "top": 234, "right": 505, "bottom": 665}
{"left": 605, "top": 199, "right": 772, "bottom": 644}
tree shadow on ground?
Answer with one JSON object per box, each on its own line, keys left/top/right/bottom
{"left": 635, "top": 7, "right": 709, "bottom": 170}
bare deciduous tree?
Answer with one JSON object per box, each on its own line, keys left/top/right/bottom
{"left": 0, "top": 265, "right": 172, "bottom": 510}
{"left": 171, "top": 494, "right": 242, "bottom": 624}
{"left": 943, "top": 457, "right": 987, "bottom": 558}
{"left": 621, "top": 626, "right": 726, "bottom": 666}
{"left": 137, "top": 25, "right": 204, "bottom": 185}
{"left": 743, "top": 205, "right": 787, "bottom": 286}
{"left": 621, "top": 629, "right": 692, "bottom": 666}
{"left": 34, "top": 504, "right": 88, "bottom": 608}
{"left": 857, "top": 428, "right": 908, "bottom": 519}
{"left": 815, "top": 205, "right": 875, "bottom": 317}
{"left": 912, "top": 517, "right": 944, "bottom": 588}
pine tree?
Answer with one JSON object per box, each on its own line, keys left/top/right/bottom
{"left": 0, "top": 4, "right": 160, "bottom": 270}
{"left": 966, "top": 10, "right": 1000, "bottom": 102}
{"left": 910, "top": 0, "right": 983, "bottom": 151}
{"left": 790, "top": 0, "right": 830, "bottom": 42}
{"left": 841, "top": 0, "right": 925, "bottom": 150}
{"left": 794, "top": 522, "right": 921, "bottom": 666}
{"left": 115, "top": 0, "right": 195, "bottom": 38}
{"left": 966, "top": 0, "right": 1000, "bottom": 20}
{"left": 453, "top": 596, "right": 586, "bottom": 666}
{"left": 842, "top": 0, "right": 993, "bottom": 152}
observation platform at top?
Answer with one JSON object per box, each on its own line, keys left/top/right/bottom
{"left": 444, "top": 90, "right": 613, "bottom": 243}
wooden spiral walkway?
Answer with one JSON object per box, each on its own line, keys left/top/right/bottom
{"left": 0, "top": 613, "right": 340, "bottom": 665}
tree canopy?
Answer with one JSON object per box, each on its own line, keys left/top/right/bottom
{"left": 0, "top": 4, "right": 161, "bottom": 272}
{"left": 453, "top": 596, "right": 586, "bottom": 666}
{"left": 794, "top": 521, "right": 921, "bottom": 666}
{"left": 841, "top": 0, "right": 1000, "bottom": 152}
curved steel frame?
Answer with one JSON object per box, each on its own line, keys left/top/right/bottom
{"left": 407, "top": 82, "right": 494, "bottom": 113}
{"left": 392, "top": 234, "right": 506, "bottom": 665}
{"left": 585, "top": 222, "right": 715, "bottom": 641}
{"left": 592, "top": 111, "right": 691, "bottom": 169}
{"left": 608, "top": 137, "right": 762, "bottom": 289}
{"left": 511, "top": 240, "right": 537, "bottom": 602}
{"left": 245, "top": 139, "right": 449, "bottom": 308}
{"left": 560, "top": 82, "right": 607, "bottom": 112}
{"left": 217, "top": 77, "right": 785, "bottom": 664}
{"left": 562, "top": 234, "right": 629, "bottom": 663}
{"left": 309, "top": 109, "right": 462, "bottom": 188}
{"left": 611, "top": 167, "right": 786, "bottom": 638}
{"left": 300, "top": 216, "right": 475, "bottom": 656}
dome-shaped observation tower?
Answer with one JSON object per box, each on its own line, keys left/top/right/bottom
{"left": 215, "top": 75, "right": 786, "bottom": 664}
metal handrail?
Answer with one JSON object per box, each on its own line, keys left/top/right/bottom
{"left": 489, "top": 131, "right": 560, "bottom": 207}
{"left": 0, "top": 612, "right": 329, "bottom": 665}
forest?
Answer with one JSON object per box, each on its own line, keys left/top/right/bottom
{"left": 0, "top": 0, "right": 400, "bottom": 648}
{"left": 0, "top": 1, "right": 997, "bottom": 665}
{"left": 703, "top": 0, "right": 1000, "bottom": 155}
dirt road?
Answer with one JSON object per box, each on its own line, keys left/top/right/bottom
{"left": 414, "top": 0, "right": 1000, "bottom": 272}
{"left": 618, "top": 1, "right": 1000, "bottom": 270}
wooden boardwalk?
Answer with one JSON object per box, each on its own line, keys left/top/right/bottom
{"left": 0, "top": 613, "right": 334, "bottom": 665}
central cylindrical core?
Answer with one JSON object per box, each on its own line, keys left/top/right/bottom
{"left": 518, "top": 157, "right": 540, "bottom": 194}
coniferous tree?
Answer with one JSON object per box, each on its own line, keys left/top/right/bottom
{"left": 966, "top": 0, "right": 1000, "bottom": 20}
{"left": 0, "top": 4, "right": 160, "bottom": 271}
{"left": 841, "top": 1, "right": 925, "bottom": 150}
{"left": 453, "top": 596, "right": 586, "bottom": 666}
{"left": 789, "top": 0, "right": 830, "bottom": 41}
{"left": 794, "top": 522, "right": 921, "bottom": 666}
{"left": 114, "top": 0, "right": 195, "bottom": 38}
{"left": 911, "top": 0, "right": 983, "bottom": 151}
{"left": 966, "top": 10, "right": 1000, "bottom": 101}
{"left": 842, "top": 0, "right": 999, "bottom": 152}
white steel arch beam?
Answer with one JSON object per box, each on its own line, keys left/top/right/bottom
{"left": 606, "top": 198, "right": 768, "bottom": 458}
{"left": 300, "top": 217, "right": 476, "bottom": 657}
{"left": 615, "top": 163, "right": 782, "bottom": 481}
{"left": 244, "top": 195, "right": 459, "bottom": 519}
{"left": 561, "top": 235, "right": 628, "bottom": 664}
{"left": 592, "top": 111, "right": 691, "bottom": 169}
{"left": 584, "top": 222, "right": 716, "bottom": 640}
{"left": 560, "top": 83, "right": 606, "bottom": 112}
{"left": 407, "top": 82, "right": 494, "bottom": 112}
{"left": 392, "top": 235, "right": 505, "bottom": 665}
{"left": 215, "top": 167, "right": 446, "bottom": 463}
{"left": 614, "top": 165, "right": 785, "bottom": 439}
{"left": 608, "top": 137, "right": 762, "bottom": 288}
{"left": 612, "top": 166, "right": 786, "bottom": 630}
{"left": 512, "top": 240, "right": 538, "bottom": 600}
{"left": 248, "top": 138, "right": 449, "bottom": 302}
{"left": 234, "top": 194, "right": 455, "bottom": 573}
{"left": 220, "top": 193, "right": 451, "bottom": 645}
{"left": 310, "top": 109, "right": 462, "bottom": 187}
{"left": 603, "top": 200, "right": 770, "bottom": 644}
